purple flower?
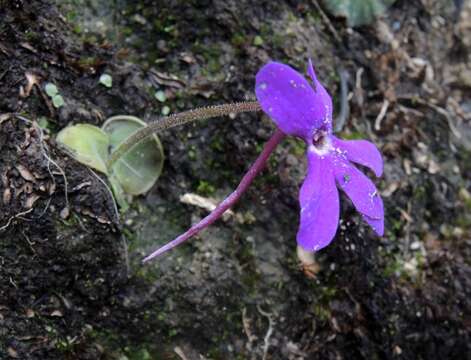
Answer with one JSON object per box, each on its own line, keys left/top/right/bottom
{"left": 255, "top": 60, "right": 384, "bottom": 252}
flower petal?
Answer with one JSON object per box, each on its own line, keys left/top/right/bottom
{"left": 297, "top": 150, "right": 339, "bottom": 252}
{"left": 255, "top": 61, "right": 333, "bottom": 139}
{"left": 332, "top": 136, "right": 383, "bottom": 177}
{"left": 331, "top": 156, "right": 383, "bottom": 219}
{"left": 363, "top": 213, "right": 384, "bottom": 236}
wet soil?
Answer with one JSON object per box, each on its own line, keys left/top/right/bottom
{"left": 1, "top": 0, "right": 470, "bottom": 359}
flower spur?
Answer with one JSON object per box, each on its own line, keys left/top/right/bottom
{"left": 143, "top": 59, "right": 384, "bottom": 262}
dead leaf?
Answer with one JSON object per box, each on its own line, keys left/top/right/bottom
{"left": 16, "top": 165, "right": 35, "bottom": 181}
{"left": 382, "top": 181, "right": 400, "bottom": 197}
{"left": 21, "top": 72, "right": 40, "bottom": 98}
{"left": 3, "top": 188, "right": 11, "bottom": 204}
{"left": 180, "top": 193, "right": 234, "bottom": 221}
{"left": 7, "top": 347, "right": 19, "bottom": 358}
{"left": 149, "top": 69, "right": 185, "bottom": 89}
{"left": 25, "top": 194, "right": 40, "bottom": 208}
{"left": 26, "top": 308, "right": 35, "bottom": 318}
{"left": 50, "top": 310, "right": 63, "bottom": 317}
{"left": 60, "top": 207, "right": 70, "bottom": 219}
{"left": 0, "top": 113, "right": 12, "bottom": 124}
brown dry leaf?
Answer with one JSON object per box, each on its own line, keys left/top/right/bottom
{"left": 1, "top": 172, "right": 9, "bottom": 187}
{"left": 21, "top": 72, "right": 40, "bottom": 98}
{"left": 26, "top": 308, "right": 35, "bottom": 318}
{"left": 17, "top": 182, "right": 33, "bottom": 197}
{"left": 180, "top": 193, "right": 234, "bottom": 221}
{"left": 393, "top": 345, "right": 403, "bottom": 355}
{"left": 16, "top": 165, "right": 35, "bottom": 181}
{"left": 81, "top": 209, "right": 111, "bottom": 224}
{"left": 3, "top": 188, "right": 11, "bottom": 204}
{"left": 50, "top": 310, "right": 63, "bottom": 317}
{"left": 403, "top": 159, "right": 412, "bottom": 176}
{"left": 7, "top": 347, "right": 19, "bottom": 358}
{"left": 60, "top": 207, "right": 70, "bottom": 219}
{"left": 149, "top": 69, "right": 185, "bottom": 89}
{"left": 96, "top": 216, "right": 111, "bottom": 224}
{"left": 0, "top": 113, "right": 12, "bottom": 124}
{"left": 48, "top": 181, "right": 56, "bottom": 195}
{"left": 382, "top": 181, "right": 400, "bottom": 198}
{"left": 297, "top": 246, "right": 320, "bottom": 279}
{"left": 20, "top": 42, "right": 38, "bottom": 53}
{"left": 25, "top": 194, "right": 41, "bottom": 209}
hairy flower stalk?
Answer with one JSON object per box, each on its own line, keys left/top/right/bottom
{"left": 142, "top": 129, "right": 286, "bottom": 263}
{"left": 107, "top": 101, "right": 261, "bottom": 169}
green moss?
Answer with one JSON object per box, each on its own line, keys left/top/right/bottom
{"left": 413, "top": 185, "right": 426, "bottom": 202}
{"left": 339, "top": 131, "right": 367, "bottom": 140}
{"left": 464, "top": 198, "right": 471, "bottom": 212}
{"left": 382, "top": 256, "right": 403, "bottom": 278}
{"left": 287, "top": 138, "right": 305, "bottom": 156}
{"left": 127, "top": 348, "right": 152, "bottom": 360}
{"left": 24, "top": 30, "right": 40, "bottom": 42}
{"left": 188, "top": 145, "right": 197, "bottom": 160}
{"left": 231, "top": 33, "right": 246, "bottom": 47}
{"left": 210, "top": 135, "right": 225, "bottom": 152}
{"left": 313, "top": 303, "right": 332, "bottom": 322}
{"left": 455, "top": 214, "right": 471, "bottom": 229}
{"left": 196, "top": 180, "right": 216, "bottom": 195}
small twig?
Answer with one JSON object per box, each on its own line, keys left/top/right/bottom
{"left": 21, "top": 230, "right": 36, "bottom": 255}
{"left": 9, "top": 277, "right": 18, "bottom": 289}
{"left": 311, "top": 0, "right": 342, "bottom": 43}
{"left": 374, "top": 99, "right": 390, "bottom": 131}
{"left": 334, "top": 68, "right": 350, "bottom": 132}
{"left": 397, "top": 96, "right": 461, "bottom": 139}
{"left": 0, "top": 208, "right": 34, "bottom": 231}
{"left": 257, "top": 304, "right": 275, "bottom": 360}
{"left": 242, "top": 307, "right": 257, "bottom": 350}
{"left": 401, "top": 201, "right": 413, "bottom": 257}
{"left": 174, "top": 347, "right": 190, "bottom": 360}
{"left": 37, "top": 85, "right": 56, "bottom": 118}
{"left": 427, "top": 103, "right": 461, "bottom": 139}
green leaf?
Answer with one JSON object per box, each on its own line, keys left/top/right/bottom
{"left": 253, "top": 35, "right": 264, "bottom": 46}
{"left": 99, "top": 73, "right": 113, "bottom": 88}
{"left": 161, "top": 106, "right": 170, "bottom": 116}
{"left": 322, "top": 0, "right": 396, "bottom": 27}
{"left": 45, "top": 83, "right": 58, "bottom": 97}
{"left": 102, "top": 116, "right": 164, "bottom": 195}
{"left": 52, "top": 94, "right": 65, "bottom": 108}
{"left": 154, "top": 90, "right": 166, "bottom": 102}
{"left": 56, "top": 124, "right": 110, "bottom": 174}
{"left": 37, "top": 117, "right": 50, "bottom": 130}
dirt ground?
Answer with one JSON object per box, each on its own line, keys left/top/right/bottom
{"left": 0, "top": 0, "right": 470, "bottom": 359}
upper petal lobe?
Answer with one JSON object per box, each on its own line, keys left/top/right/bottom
{"left": 297, "top": 150, "right": 339, "bottom": 252}
{"left": 332, "top": 136, "right": 383, "bottom": 177}
{"left": 255, "top": 61, "right": 333, "bottom": 139}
